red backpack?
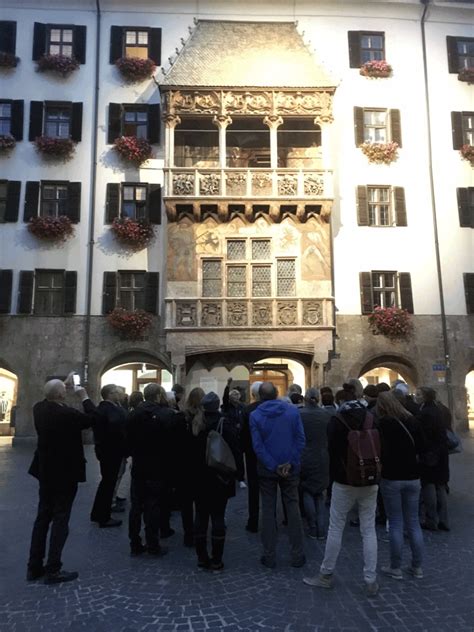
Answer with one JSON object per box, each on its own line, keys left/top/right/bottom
{"left": 336, "top": 412, "right": 382, "bottom": 486}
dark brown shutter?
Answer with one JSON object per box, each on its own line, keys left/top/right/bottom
{"left": 64, "top": 271, "right": 77, "bottom": 314}
{"left": 29, "top": 101, "right": 44, "bottom": 141}
{"left": 73, "top": 25, "right": 86, "bottom": 64}
{"left": 147, "top": 184, "right": 161, "bottom": 224}
{"left": 354, "top": 107, "right": 364, "bottom": 146}
{"left": 66, "top": 182, "right": 81, "bottom": 223}
{"left": 71, "top": 103, "right": 83, "bottom": 142}
{"left": 149, "top": 28, "right": 162, "bottom": 65}
{"left": 457, "top": 188, "right": 470, "bottom": 227}
{"left": 0, "top": 21, "right": 17, "bottom": 55}
{"left": 105, "top": 183, "right": 120, "bottom": 223}
{"left": 107, "top": 103, "right": 122, "bottom": 144}
{"left": 0, "top": 270, "right": 13, "bottom": 314}
{"left": 357, "top": 186, "right": 369, "bottom": 226}
{"left": 18, "top": 271, "right": 34, "bottom": 314}
{"left": 144, "top": 272, "right": 159, "bottom": 314}
{"left": 394, "top": 187, "right": 407, "bottom": 226}
{"left": 5, "top": 181, "right": 21, "bottom": 222}
{"left": 10, "top": 100, "right": 24, "bottom": 141}
{"left": 446, "top": 36, "right": 459, "bottom": 73}
{"left": 32, "top": 22, "right": 46, "bottom": 61}
{"left": 360, "top": 272, "right": 373, "bottom": 314}
{"left": 103, "top": 272, "right": 117, "bottom": 314}
{"left": 348, "top": 31, "right": 361, "bottom": 68}
{"left": 464, "top": 273, "right": 474, "bottom": 314}
{"left": 24, "top": 181, "right": 40, "bottom": 221}
{"left": 451, "top": 112, "right": 463, "bottom": 149}
{"left": 110, "top": 26, "right": 123, "bottom": 63}
{"left": 399, "top": 273, "right": 414, "bottom": 313}
{"left": 148, "top": 103, "right": 161, "bottom": 143}
{"left": 390, "top": 109, "right": 402, "bottom": 147}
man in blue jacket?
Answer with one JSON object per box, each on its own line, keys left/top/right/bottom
{"left": 250, "top": 382, "right": 306, "bottom": 568}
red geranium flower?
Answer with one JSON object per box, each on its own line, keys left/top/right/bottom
{"left": 107, "top": 307, "right": 152, "bottom": 340}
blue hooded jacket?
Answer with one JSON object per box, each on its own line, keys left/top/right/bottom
{"left": 250, "top": 399, "right": 306, "bottom": 475}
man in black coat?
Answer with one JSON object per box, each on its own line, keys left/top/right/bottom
{"left": 126, "top": 383, "right": 182, "bottom": 556}
{"left": 241, "top": 380, "right": 263, "bottom": 532}
{"left": 27, "top": 377, "right": 96, "bottom": 584}
{"left": 90, "top": 384, "right": 128, "bottom": 528}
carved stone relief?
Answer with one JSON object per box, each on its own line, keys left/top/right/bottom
{"left": 304, "top": 175, "right": 324, "bottom": 196}
{"left": 176, "top": 302, "right": 197, "bottom": 327}
{"left": 201, "top": 302, "right": 222, "bottom": 327}
{"left": 278, "top": 175, "right": 298, "bottom": 196}
{"left": 252, "top": 302, "right": 273, "bottom": 326}
{"left": 277, "top": 301, "right": 297, "bottom": 326}
{"left": 227, "top": 301, "right": 248, "bottom": 327}
{"left": 302, "top": 301, "right": 322, "bottom": 326}
{"left": 200, "top": 173, "right": 220, "bottom": 195}
{"left": 173, "top": 173, "right": 195, "bottom": 195}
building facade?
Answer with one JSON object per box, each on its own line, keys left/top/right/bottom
{"left": 0, "top": 0, "right": 472, "bottom": 438}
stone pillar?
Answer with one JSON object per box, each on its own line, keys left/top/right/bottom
{"left": 213, "top": 115, "right": 232, "bottom": 169}
{"left": 263, "top": 115, "right": 283, "bottom": 169}
{"left": 171, "top": 355, "right": 186, "bottom": 386}
{"left": 163, "top": 114, "right": 181, "bottom": 168}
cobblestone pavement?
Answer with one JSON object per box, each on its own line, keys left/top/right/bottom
{"left": 0, "top": 434, "right": 473, "bottom": 632}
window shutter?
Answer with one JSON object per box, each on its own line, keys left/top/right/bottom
{"left": 348, "top": 31, "right": 361, "bottom": 68}
{"left": 394, "top": 187, "right": 407, "bottom": 226}
{"left": 464, "top": 273, "right": 474, "bottom": 314}
{"left": 73, "top": 25, "right": 86, "bottom": 64}
{"left": 18, "top": 271, "right": 34, "bottom": 314}
{"left": 24, "top": 181, "right": 40, "bottom": 221}
{"left": 10, "top": 100, "right": 24, "bottom": 141}
{"left": 356, "top": 186, "right": 369, "bottom": 226}
{"left": 451, "top": 112, "right": 463, "bottom": 149}
{"left": 66, "top": 182, "right": 81, "bottom": 223}
{"left": 71, "top": 102, "right": 83, "bottom": 142}
{"left": 457, "top": 188, "right": 469, "bottom": 227}
{"left": 144, "top": 272, "right": 159, "bottom": 314}
{"left": 103, "top": 272, "right": 117, "bottom": 314}
{"left": 5, "top": 181, "right": 21, "bottom": 222}
{"left": 105, "top": 183, "right": 120, "bottom": 223}
{"left": 107, "top": 103, "right": 122, "bottom": 144}
{"left": 29, "top": 101, "right": 44, "bottom": 141}
{"left": 0, "top": 21, "right": 16, "bottom": 55}
{"left": 360, "top": 272, "right": 373, "bottom": 314}
{"left": 32, "top": 22, "right": 46, "bottom": 61}
{"left": 64, "top": 271, "right": 77, "bottom": 314}
{"left": 147, "top": 184, "right": 161, "bottom": 224}
{"left": 354, "top": 107, "right": 364, "bottom": 146}
{"left": 446, "top": 36, "right": 459, "bottom": 73}
{"left": 390, "top": 109, "right": 402, "bottom": 147}
{"left": 149, "top": 28, "right": 162, "bottom": 65}
{"left": 0, "top": 270, "right": 13, "bottom": 314}
{"left": 399, "top": 273, "right": 414, "bottom": 313}
{"left": 148, "top": 103, "right": 161, "bottom": 144}
{"left": 109, "top": 26, "right": 123, "bottom": 64}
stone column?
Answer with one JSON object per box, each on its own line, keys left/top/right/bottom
{"left": 163, "top": 114, "right": 181, "bottom": 169}
{"left": 171, "top": 355, "right": 186, "bottom": 386}
{"left": 213, "top": 115, "right": 232, "bottom": 169}
{"left": 263, "top": 115, "right": 283, "bottom": 169}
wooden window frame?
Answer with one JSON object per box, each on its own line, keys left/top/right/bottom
{"left": 121, "top": 183, "right": 148, "bottom": 221}
{"left": 462, "top": 112, "right": 474, "bottom": 145}
{"left": 47, "top": 25, "right": 74, "bottom": 57}
{"left": 359, "top": 32, "right": 385, "bottom": 63}
{"left": 40, "top": 182, "right": 69, "bottom": 218}
{"left": 33, "top": 269, "right": 66, "bottom": 316}
{"left": 123, "top": 28, "right": 149, "bottom": 59}
{"left": 122, "top": 105, "right": 148, "bottom": 139}
{"left": 0, "top": 101, "right": 12, "bottom": 136}
{"left": 117, "top": 270, "right": 146, "bottom": 311}
{"left": 44, "top": 104, "right": 72, "bottom": 139}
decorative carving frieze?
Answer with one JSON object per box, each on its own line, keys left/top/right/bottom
{"left": 173, "top": 173, "right": 195, "bottom": 195}
{"left": 201, "top": 302, "right": 222, "bottom": 326}
{"left": 227, "top": 301, "right": 248, "bottom": 327}
{"left": 278, "top": 175, "right": 297, "bottom": 196}
{"left": 302, "top": 301, "right": 322, "bottom": 326}
{"left": 200, "top": 173, "right": 220, "bottom": 195}
{"left": 277, "top": 301, "right": 297, "bottom": 326}
{"left": 304, "top": 175, "right": 324, "bottom": 196}
{"left": 176, "top": 302, "right": 197, "bottom": 327}
{"left": 252, "top": 173, "right": 272, "bottom": 188}
{"left": 252, "top": 302, "right": 273, "bottom": 326}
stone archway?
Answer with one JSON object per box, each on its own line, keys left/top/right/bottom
{"left": 99, "top": 350, "right": 173, "bottom": 397}
{"left": 0, "top": 366, "right": 18, "bottom": 436}
{"left": 355, "top": 353, "right": 418, "bottom": 389}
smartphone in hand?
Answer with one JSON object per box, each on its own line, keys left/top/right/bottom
{"left": 73, "top": 373, "right": 81, "bottom": 387}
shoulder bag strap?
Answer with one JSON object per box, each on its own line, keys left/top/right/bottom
{"left": 396, "top": 418, "right": 415, "bottom": 447}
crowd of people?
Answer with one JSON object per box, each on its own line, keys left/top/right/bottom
{"left": 26, "top": 373, "right": 457, "bottom": 597}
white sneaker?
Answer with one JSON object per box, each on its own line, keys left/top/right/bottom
{"left": 239, "top": 481, "right": 247, "bottom": 489}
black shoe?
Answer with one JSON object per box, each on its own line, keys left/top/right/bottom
{"left": 110, "top": 504, "right": 125, "bottom": 513}
{"left": 438, "top": 522, "right": 450, "bottom": 531}
{"left": 260, "top": 555, "right": 276, "bottom": 569}
{"left": 130, "top": 544, "right": 147, "bottom": 556}
{"left": 183, "top": 534, "right": 194, "bottom": 548}
{"left": 160, "top": 528, "right": 175, "bottom": 539}
{"left": 147, "top": 546, "right": 169, "bottom": 557}
{"left": 44, "top": 570, "right": 78, "bottom": 585}
{"left": 246, "top": 524, "right": 258, "bottom": 533}
{"left": 197, "top": 557, "right": 211, "bottom": 569}
{"left": 26, "top": 567, "right": 45, "bottom": 581}
{"left": 209, "top": 560, "right": 224, "bottom": 571}
{"left": 291, "top": 555, "right": 306, "bottom": 568}
{"left": 99, "top": 518, "right": 122, "bottom": 528}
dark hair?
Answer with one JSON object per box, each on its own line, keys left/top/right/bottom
{"left": 363, "top": 384, "right": 379, "bottom": 399}
{"left": 334, "top": 389, "right": 345, "bottom": 405}
{"left": 259, "top": 382, "right": 278, "bottom": 401}
{"left": 321, "top": 391, "right": 335, "bottom": 406}
{"left": 144, "top": 383, "right": 168, "bottom": 404}
{"left": 419, "top": 386, "right": 436, "bottom": 403}
{"left": 171, "top": 384, "right": 185, "bottom": 395}
{"left": 101, "top": 383, "right": 117, "bottom": 400}
{"left": 320, "top": 386, "right": 333, "bottom": 395}
{"left": 185, "top": 387, "right": 205, "bottom": 411}
{"left": 129, "top": 390, "right": 144, "bottom": 410}
{"left": 340, "top": 383, "right": 357, "bottom": 402}
{"left": 290, "top": 392, "right": 304, "bottom": 405}
{"left": 376, "top": 382, "right": 391, "bottom": 393}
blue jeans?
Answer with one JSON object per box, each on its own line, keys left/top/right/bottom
{"left": 381, "top": 478, "right": 424, "bottom": 569}
{"left": 302, "top": 491, "right": 326, "bottom": 536}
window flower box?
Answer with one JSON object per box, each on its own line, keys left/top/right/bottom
{"left": 0, "top": 52, "right": 19, "bottom": 69}
{"left": 107, "top": 307, "right": 152, "bottom": 340}
{"left": 114, "top": 136, "right": 152, "bottom": 166}
{"left": 111, "top": 217, "right": 155, "bottom": 251}
{"left": 28, "top": 215, "right": 74, "bottom": 242}
{"left": 115, "top": 57, "right": 156, "bottom": 83}
{"left": 34, "top": 136, "right": 76, "bottom": 161}
{"left": 368, "top": 306, "right": 412, "bottom": 341}
{"left": 360, "top": 141, "right": 399, "bottom": 164}
{"left": 36, "top": 54, "right": 79, "bottom": 78}
{"left": 458, "top": 68, "right": 474, "bottom": 84}
{"left": 460, "top": 144, "right": 474, "bottom": 165}
{"left": 0, "top": 134, "right": 16, "bottom": 154}
{"left": 360, "top": 60, "right": 392, "bottom": 78}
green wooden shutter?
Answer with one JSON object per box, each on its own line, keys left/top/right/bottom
{"left": 105, "top": 183, "right": 120, "bottom": 223}
{"left": 64, "top": 271, "right": 77, "bottom": 314}
{"left": 348, "top": 31, "right": 361, "bottom": 68}
{"left": 446, "top": 36, "right": 459, "bottom": 73}
{"left": 390, "top": 109, "right": 402, "bottom": 147}
{"left": 17, "top": 271, "right": 34, "bottom": 314}
{"left": 464, "top": 273, "right": 474, "bottom": 314}
{"left": 399, "top": 273, "right": 414, "bottom": 313}
{"left": 357, "top": 186, "right": 369, "bottom": 226}
{"left": 451, "top": 112, "right": 463, "bottom": 149}
{"left": 4, "top": 181, "right": 21, "bottom": 222}
{"left": 103, "top": 272, "right": 117, "bottom": 314}
{"left": 394, "top": 187, "right": 407, "bottom": 227}
{"left": 360, "top": 272, "right": 373, "bottom": 314}
{"left": 0, "top": 270, "right": 13, "bottom": 314}
{"left": 144, "top": 272, "right": 159, "bottom": 314}
{"left": 354, "top": 107, "right": 364, "bottom": 146}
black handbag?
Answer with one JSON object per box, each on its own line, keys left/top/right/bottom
{"left": 206, "top": 417, "right": 237, "bottom": 475}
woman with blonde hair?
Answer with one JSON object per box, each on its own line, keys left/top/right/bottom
{"left": 376, "top": 391, "right": 425, "bottom": 580}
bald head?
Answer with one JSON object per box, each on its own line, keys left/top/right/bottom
{"left": 251, "top": 381, "right": 263, "bottom": 401}
{"left": 44, "top": 379, "right": 66, "bottom": 401}
{"left": 259, "top": 382, "right": 278, "bottom": 401}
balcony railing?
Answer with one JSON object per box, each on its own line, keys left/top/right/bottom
{"left": 165, "top": 297, "right": 334, "bottom": 329}
{"left": 164, "top": 168, "right": 333, "bottom": 199}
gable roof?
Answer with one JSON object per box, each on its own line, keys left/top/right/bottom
{"left": 159, "top": 20, "right": 335, "bottom": 89}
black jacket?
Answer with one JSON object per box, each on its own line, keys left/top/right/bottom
{"left": 300, "top": 405, "right": 330, "bottom": 495}
{"left": 377, "top": 415, "right": 424, "bottom": 481}
{"left": 92, "top": 400, "right": 128, "bottom": 456}
{"left": 417, "top": 402, "right": 449, "bottom": 485}
{"left": 127, "top": 401, "right": 184, "bottom": 482}
{"left": 28, "top": 398, "right": 95, "bottom": 486}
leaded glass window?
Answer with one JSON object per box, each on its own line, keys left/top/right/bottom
{"left": 252, "top": 266, "right": 271, "bottom": 297}
{"left": 277, "top": 260, "right": 296, "bottom": 296}
{"left": 227, "top": 265, "right": 246, "bottom": 297}
{"left": 202, "top": 260, "right": 222, "bottom": 297}
{"left": 251, "top": 239, "right": 271, "bottom": 260}
{"left": 227, "top": 240, "right": 246, "bottom": 260}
